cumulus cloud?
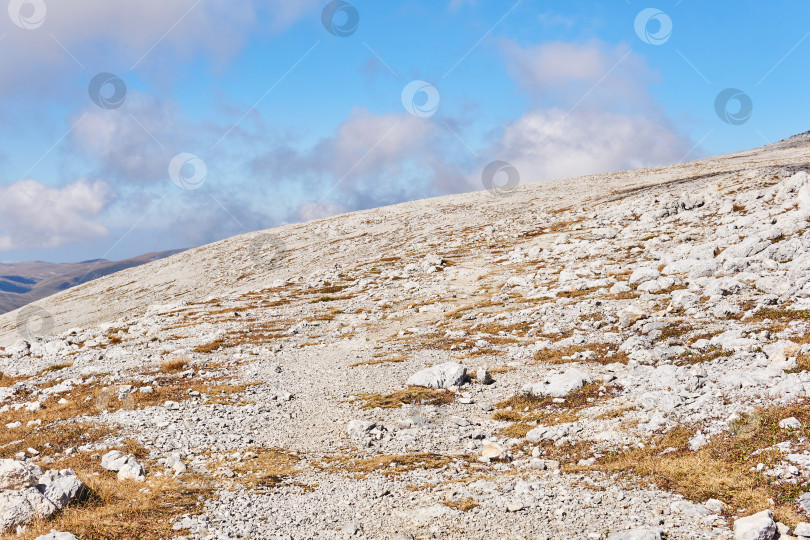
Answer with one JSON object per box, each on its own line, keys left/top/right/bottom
{"left": 487, "top": 108, "right": 692, "bottom": 184}
{"left": 500, "top": 40, "right": 656, "bottom": 111}
{"left": 480, "top": 39, "right": 696, "bottom": 186}
{"left": 69, "top": 92, "right": 184, "bottom": 184}
{"left": 0, "top": 0, "right": 316, "bottom": 96}
{"left": 0, "top": 179, "right": 113, "bottom": 249}
{"left": 251, "top": 108, "right": 467, "bottom": 212}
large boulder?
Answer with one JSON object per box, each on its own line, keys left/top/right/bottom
{"left": 37, "top": 469, "right": 88, "bottom": 510}
{"left": 0, "top": 463, "right": 88, "bottom": 533}
{"left": 522, "top": 368, "right": 592, "bottom": 398}
{"left": 733, "top": 509, "right": 776, "bottom": 540}
{"left": 406, "top": 363, "right": 467, "bottom": 389}
{"left": 0, "top": 460, "right": 41, "bottom": 490}
{"left": 618, "top": 304, "right": 648, "bottom": 328}
{"left": 117, "top": 458, "right": 146, "bottom": 482}
{"left": 0, "top": 487, "right": 57, "bottom": 533}
{"left": 100, "top": 450, "right": 129, "bottom": 472}
{"left": 670, "top": 290, "right": 700, "bottom": 310}
{"left": 629, "top": 267, "right": 660, "bottom": 285}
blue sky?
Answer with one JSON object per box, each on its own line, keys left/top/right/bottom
{"left": 0, "top": 0, "right": 808, "bottom": 263}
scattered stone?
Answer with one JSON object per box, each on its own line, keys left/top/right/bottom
{"left": 523, "top": 368, "right": 592, "bottom": 398}
{"left": 733, "top": 509, "right": 776, "bottom": 540}
{"left": 606, "top": 528, "right": 661, "bottom": 540}
{"left": 34, "top": 531, "right": 78, "bottom": 540}
{"left": 476, "top": 367, "right": 493, "bottom": 385}
{"left": 406, "top": 363, "right": 467, "bottom": 389}
{"left": 779, "top": 417, "right": 802, "bottom": 430}
{"left": 481, "top": 443, "right": 506, "bottom": 460}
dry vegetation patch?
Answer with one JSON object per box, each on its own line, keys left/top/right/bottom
{"left": 322, "top": 453, "right": 468, "bottom": 479}
{"left": 357, "top": 387, "right": 455, "bottom": 409}
{"left": 349, "top": 355, "right": 407, "bottom": 368}
{"left": 493, "top": 383, "right": 620, "bottom": 438}
{"left": 222, "top": 447, "right": 303, "bottom": 491}
{"left": 750, "top": 308, "right": 810, "bottom": 322}
{"left": 161, "top": 357, "right": 189, "bottom": 373}
{"left": 533, "top": 344, "right": 628, "bottom": 366}
{"left": 6, "top": 471, "right": 211, "bottom": 539}
{"left": 441, "top": 497, "right": 478, "bottom": 511}
{"left": 675, "top": 347, "right": 732, "bottom": 365}
{"left": 578, "top": 403, "right": 810, "bottom": 527}
{"left": 0, "top": 436, "right": 212, "bottom": 539}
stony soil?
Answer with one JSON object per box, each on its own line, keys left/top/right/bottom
{"left": 2, "top": 135, "right": 810, "bottom": 538}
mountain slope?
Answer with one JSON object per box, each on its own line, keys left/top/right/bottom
{"left": 0, "top": 249, "right": 185, "bottom": 315}
{"left": 0, "top": 137, "right": 809, "bottom": 537}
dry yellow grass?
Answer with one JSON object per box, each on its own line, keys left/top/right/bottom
{"left": 0, "top": 378, "right": 249, "bottom": 457}
{"left": 750, "top": 308, "right": 810, "bottom": 322}
{"left": 3, "top": 462, "right": 211, "bottom": 539}
{"left": 161, "top": 357, "right": 189, "bottom": 373}
{"left": 222, "top": 447, "right": 303, "bottom": 490}
{"left": 357, "top": 387, "right": 455, "bottom": 409}
{"left": 441, "top": 497, "right": 478, "bottom": 511}
{"left": 493, "top": 383, "right": 618, "bottom": 437}
{"left": 192, "top": 338, "right": 225, "bottom": 353}
{"left": 577, "top": 403, "right": 810, "bottom": 527}
{"left": 533, "top": 344, "right": 628, "bottom": 366}
{"left": 595, "top": 405, "right": 637, "bottom": 420}
{"left": 322, "top": 453, "right": 469, "bottom": 479}
{"left": 349, "top": 355, "right": 407, "bottom": 367}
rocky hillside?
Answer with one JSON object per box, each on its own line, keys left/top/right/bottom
{"left": 0, "top": 250, "right": 185, "bottom": 315}
{"left": 1, "top": 136, "right": 810, "bottom": 538}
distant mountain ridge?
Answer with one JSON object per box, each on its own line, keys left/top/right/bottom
{"left": 0, "top": 249, "right": 186, "bottom": 314}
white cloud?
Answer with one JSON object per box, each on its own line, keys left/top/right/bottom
{"left": 0, "top": 179, "right": 113, "bottom": 249}
{"left": 251, "top": 107, "right": 466, "bottom": 211}
{"left": 0, "top": 0, "right": 317, "bottom": 95}
{"left": 482, "top": 39, "right": 696, "bottom": 187}
{"left": 69, "top": 92, "right": 184, "bottom": 184}
{"left": 487, "top": 108, "right": 692, "bottom": 184}
{"left": 500, "top": 39, "right": 656, "bottom": 111}
{"left": 448, "top": 0, "right": 476, "bottom": 13}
